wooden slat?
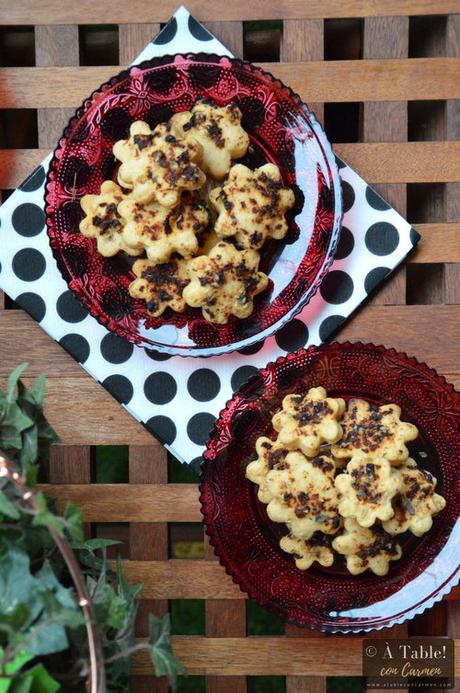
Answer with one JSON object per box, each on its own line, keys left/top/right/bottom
{"left": 129, "top": 446, "right": 169, "bottom": 693}
{"left": 363, "top": 16, "right": 408, "bottom": 307}
{"left": 444, "top": 14, "right": 460, "bottom": 305}
{"left": 118, "top": 24, "right": 159, "bottom": 65}
{"left": 1, "top": 0, "right": 459, "bottom": 24}
{"left": 2, "top": 304, "right": 459, "bottom": 377}
{"left": 131, "top": 637, "right": 460, "bottom": 676}
{"left": 1, "top": 59, "right": 459, "bottom": 109}
{"left": 205, "top": 21, "right": 243, "bottom": 57}
{"left": 35, "top": 25, "right": 79, "bottom": 149}
{"left": 43, "top": 483, "right": 201, "bottom": 521}
{"left": 2, "top": 141, "right": 460, "bottom": 190}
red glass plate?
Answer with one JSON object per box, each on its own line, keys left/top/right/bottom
{"left": 200, "top": 342, "right": 460, "bottom": 632}
{"left": 45, "top": 53, "right": 342, "bottom": 357}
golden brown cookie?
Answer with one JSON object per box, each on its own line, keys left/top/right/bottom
{"left": 383, "top": 460, "right": 446, "bottom": 537}
{"left": 128, "top": 257, "right": 189, "bottom": 317}
{"left": 79, "top": 181, "right": 141, "bottom": 257}
{"left": 170, "top": 100, "right": 249, "bottom": 180}
{"left": 332, "top": 518, "right": 402, "bottom": 576}
{"left": 245, "top": 437, "right": 290, "bottom": 504}
{"left": 182, "top": 241, "right": 269, "bottom": 324}
{"left": 263, "top": 450, "right": 341, "bottom": 540}
{"left": 113, "top": 121, "right": 206, "bottom": 206}
{"left": 331, "top": 399, "right": 418, "bottom": 464}
{"left": 118, "top": 196, "right": 209, "bottom": 264}
{"left": 280, "top": 533, "right": 335, "bottom": 570}
{"left": 335, "top": 454, "right": 400, "bottom": 528}
{"left": 209, "top": 163, "right": 295, "bottom": 250}
{"left": 272, "top": 387, "right": 346, "bottom": 458}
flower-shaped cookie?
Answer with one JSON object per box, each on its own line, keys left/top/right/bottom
{"left": 280, "top": 532, "right": 335, "bottom": 570}
{"left": 245, "top": 436, "right": 290, "bottom": 503}
{"left": 118, "top": 196, "right": 209, "bottom": 264}
{"left": 335, "top": 454, "right": 400, "bottom": 527}
{"left": 332, "top": 518, "right": 402, "bottom": 575}
{"left": 170, "top": 100, "right": 249, "bottom": 180}
{"left": 182, "top": 241, "right": 269, "bottom": 324}
{"left": 263, "top": 450, "right": 341, "bottom": 540}
{"left": 331, "top": 399, "right": 418, "bottom": 464}
{"left": 79, "top": 181, "right": 140, "bottom": 257}
{"left": 383, "top": 460, "right": 446, "bottom": 537}
{"left": 113, "top": 121, "right": 206, "bottom": 206}
{"left": 272, "top": 387, "right": 346, "bottom": 458}
{"left": 128, "top": 257, "right": 189, "bottom": 317}
{"left": 209, "top": 163, "right": 295, "bottom": 250}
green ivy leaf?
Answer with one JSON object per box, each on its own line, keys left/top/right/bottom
{"left": 72, "top": 538, "right": 121, "bottom": 552}
{"left": 0, "top": 493, "right": 20, "bottom": 520}
{"left": 30, "top": 376, "right": 46, "bottom": 408}
{"left": 31, "top": 495, "right": 66, "bottom": 537}
{"left": 7, "top": 365, "right": 29, "bottom": 403}
{"left": 9, "top": 664, "right": 60, "bottom": 693}
{"left": 0, "top": 649, "right": 34, "bottom": 693}
{"left": 148, "top": 614, "right": 185, "bottom": 692}
{"left": 62, "top": 503, "right": 84, "bottom": 543}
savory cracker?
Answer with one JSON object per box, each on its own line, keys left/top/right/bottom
{"left": 209, "top": 163, "right": 295, "bottom": 250}
{"left": 79, "top": 180, "right": 141, "bottom": 257}
{"left": 118, "top": 196, "right": 209, "bottom": 264}
{"left": 331, "top": 399, "right": 418, "bottom": 464}
{"left": 280, "top": 532, "right": 334, "bottom": 570}
{"left": 264, "top": 451, "right": 341, "bottom": 540}
{"left": 128, "top": 257, "right": 189, "bottom": 317}
{"left": 170, "top": 100, "right": 249, "bottom": 180}
{"left": 383, "top": 460, "right": 446, "bottom": 537}
{"left": 246, "top": 437, "right": 290, "bottom": 504}
{"left": 335, "top": 454, "right": 400, "bottom": 528}
{"left": 272, "top": 387, "right": 346, "bottom": 458}
{"left": 113, "top": 121, "right": 206, "bottom": 206}
{"left": 332, "top": 518, "right": 402, "bottom": 576}
{"left": 182, "top": 241, "right": 269, "bottom": 324}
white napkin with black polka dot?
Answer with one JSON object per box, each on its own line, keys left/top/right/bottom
{"left": 0, "top": 6, "right": 420, "bottom": 468}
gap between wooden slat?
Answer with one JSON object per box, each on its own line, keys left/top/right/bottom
{"left": 1, "top": 59, "right": 460, "bottom": 108}
{"left": 2, "top": 0, "right": 459, "bottom": 24}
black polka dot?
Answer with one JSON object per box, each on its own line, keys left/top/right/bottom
{"left": 56, "top": 290, "right": 88, "bottom": 323}
{"left": 341, "top": 181, "right": 355, "bottom": 213}
{"left": 275, "top": 319, "right": 309, "bottom": 352}
{"left": 19, "top": 165, "right": 46, "bottom": 192}
{"left": 144, "top": 371, "right": 177, "bottom": 405}
{"left": 187, "top": 369, "right": 221, "bottom": 401}
{"left": 318, "top": 314, "right": 346, "bottom": 342}
{"left": 188, "top": 15, "right": 213, "bottom": 40}
{"left": 187, "top": 413, "right": 216, "bottom": 446}
{"left": 231, "top": 365, "right": 259, "bottom": 392}
{"left": 144, "top": 348, "right": 171, "bottom": 361}
{"left": 153, "top": 17, "right": 177, "bottom": 44}
{"left": 365, "top": 186, "right": 390, "bottom": 211}
{"left": 146, "top": 416, "right": 176, "bottom": 445}
{"left": 364, "top": 266, "right": 391, "bottom": 295}
{"left": 410, "top": 227, "right": 421, "bottom": 247}
{"left": 12, "top": 248, "right": 46, "bottom": 281}
{"left": 238, "top": 340, "right": 264, "bottom": 356}
{"left": 334, "top": 226, "right": 354, "bottom": 260}
{"left": 16, "top": 292, "right": 46, "bottom": 322}
{"left": 59, "top": 333, "right": 90, "bottom": 364}
{"left": 103, "top": 374, "right": 133, "bottom": 405}
{"left": 190, "top": 456, "right": 203, "bottom": 473}
{"left": 335, "top": 155, "right": 346, "bottom": 170}
{"left": 12, "top": 203, "right": 45, "bottom": 237}
{"left": 320, "top": 270, "right": 354, "bottom": 304}
{"left": 100, "top": 332, "right": 133, "bottom": 364}
{"left": 365, "top": 222, "right": 399, "bottom": 256}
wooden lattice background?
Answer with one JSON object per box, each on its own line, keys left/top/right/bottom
{"left": 0, "top": 1, "right": 459, "bottom": 691}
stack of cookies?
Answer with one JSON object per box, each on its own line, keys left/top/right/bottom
{"left": 246, "top": 387, "right": 446, "bottom": 576}
{"left": 79, "top": 100, "right": 295, "bottom": 324}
